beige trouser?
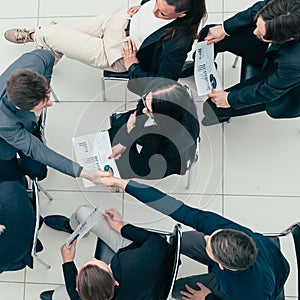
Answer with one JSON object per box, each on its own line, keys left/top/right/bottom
{"left": 52, "top": 205, "right": 131, "bottom": 300}
{"left": 34, "top": 7, "right": 128, "bottom": 71}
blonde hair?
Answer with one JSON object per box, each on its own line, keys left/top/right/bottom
{"left": 0, "top": 225, "right": 6, "bottom": 235}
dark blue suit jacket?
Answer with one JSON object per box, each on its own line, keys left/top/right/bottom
{"left": 224, "top": 0, "right": 300, "bottom": 118}
{"left": 125, "top": 180, "right": 290, "bottom": 300}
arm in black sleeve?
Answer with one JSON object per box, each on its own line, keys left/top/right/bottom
{"left": 224, "top": 0, "right": 271, "bottom": 35}
{"left": 125, "top": 180, "right": 253, "bottom": 235}
{"left": 62, "top": 262, "right": 81, "bottom": 300}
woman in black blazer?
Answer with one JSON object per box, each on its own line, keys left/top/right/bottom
{"left": 108, "top": 79, "right": 200, "bottom": 179}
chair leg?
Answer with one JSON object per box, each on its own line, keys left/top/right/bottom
{"left": 100, "top": 77, "right": 107, "bottom": 101}
{"left": 50, "top": 86, "right": 59, "bottom": 102}
{"left": 33, "top": 253, "right": 51, "bottom": 269}
{"left": 185, "top": 166, "right": 192, "bottom": 190}
{"left": 37, "top": 183, "right": 53, "bottom": 201}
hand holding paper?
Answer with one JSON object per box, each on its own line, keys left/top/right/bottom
{"left": 204, "top": 25, "right": 226, "bottom": 44}
{"left": 61, "top": 239, "right": 77, "bottom": 263}
{"left": 104, "top": 208, "right": 124, "bottom": 234}
{"left": 208, "top": 89, "right": 230, "bottom": 108}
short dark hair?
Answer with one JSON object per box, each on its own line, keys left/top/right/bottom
{"left": 6, "top": 69, "right": 49, "bottom": 110}
{"left": 255, "top": 0, "right": 300, "bottom": 43}
{"left": 77, "top": 264, "right": 115, "bottom": 300}
{"left": 210, "top": 229, "right": 258, "bottom": 270}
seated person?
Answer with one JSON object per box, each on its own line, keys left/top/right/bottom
{"left": 0, "top": 49, "right": 104, "bottom": 184}
{"left": 197, "top": 0, "right": 300, "bottom": 125}
{"left": 108, "top": 79, "right": 200, "bottom": 179}
{"left": 40, "top": 207, "right": 174, "bottom": 300}
{"left": 94, "top": 175, "right": 290, "bottom": 300}
{"left": 0, "top": 181, "right": 41, "bottom": 273}
{"left": 4, "top": 0, "right": 207, "bottom": 94}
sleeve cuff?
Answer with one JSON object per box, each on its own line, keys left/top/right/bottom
{"left": 222, "top": 23, "right": 230, "bottom": 36}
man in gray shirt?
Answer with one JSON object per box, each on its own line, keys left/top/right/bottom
{"left": 0, "top": 49, "right": 102, "bottom": 183}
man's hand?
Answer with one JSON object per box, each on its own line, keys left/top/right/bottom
{"left": 80, "top": 169, "right": 111, "bottom": 184}
{"left": 205, "top": 25, "right": 226, "bottom": 44}
{"left": 122, "top": 39, "right": 139, "bottom": 70}
{"left": 108, "top": 143, "right": 127, "bottom": 160}
{"left": 93, "top": 174, "right": 128, "bottom": 191}
{"left": 208, "top": 89, "right": 230, "bottom": 108}
{"left": 61, "top": 240, "right": 77, "bottom": 263}
{"left": 127, "top": 5, "right": 141, "bottom": 16}
{"left": 104, "top": 208, "right": 124, "bottom": 233}
{"left": 180, "top": 282, "right": 212, "bottom": 300}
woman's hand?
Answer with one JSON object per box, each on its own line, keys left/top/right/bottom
{"left": 108, "top": 143, "right": 127, "bottom": 160}
{"left": 122, "top": 39, "right": 139, "bottom": 70}
{"left": 61, "top": 240, "right": 77, "bottom": 263}
{"left": 104, "top": 208, "right": 124, "bottom": 233}
{"left": 127, "top": 111, "right": 136, "bottom": 133}
{"left": 127, "top": 5, "right": 141, "bottom": 16}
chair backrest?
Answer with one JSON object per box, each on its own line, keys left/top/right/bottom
{"left": 291, "top": 224, "right": 300, "bottom": 300}
{"left": 265, "top": 222, "right": 300, "bottom": 300}
{"left": 240, "top": 58, "right": 261, "bottom": 82}
{"left": 162, "top": 224, "right": 182, "bottom": 300}
{"left": 30, "top": 179, "right": 40, "bottom": 259}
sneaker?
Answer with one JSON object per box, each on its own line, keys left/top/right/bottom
{"left": 40, "top": 290, "right": 54, "bottom": 300}
{"left": 44, "top": 215, "right": 73, "bottom": 234}
{"left": 4, "top": 28, "right": 35, "bottom": 44}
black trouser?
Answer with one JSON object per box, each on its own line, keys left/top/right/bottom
{"left": 198, "top": 24, "right": 269, "bottom": 125}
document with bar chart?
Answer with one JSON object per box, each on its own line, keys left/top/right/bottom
{"left": 194, "top": 41, "right": 222, "bottom": 96}
{"left": 72, "top": 131, "right": 120, "bottom": 188}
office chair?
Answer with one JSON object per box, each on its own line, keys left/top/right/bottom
{"left": 264, "top": 222, "right": 300, "bottom": 300}
{"left": 94, "top": 224, "right": 183, "bottom": 300}
{"left": 29, "top": 178, "right": 50, "bottom": 269}
{"left": 232, "top": 56, "right": 261, "bottom": 81}
{"left": 100, "top": 61, "right": 195, "bottom": 101}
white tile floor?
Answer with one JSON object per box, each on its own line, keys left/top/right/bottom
{"left": 1, "top": 0, "right": 299, "bottom": 299}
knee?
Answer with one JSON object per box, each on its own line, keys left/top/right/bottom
{"left": 74, "top": 205, "right": 93, "bottom": 223}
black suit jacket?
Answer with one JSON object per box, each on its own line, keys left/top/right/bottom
{"left": 127, "top": 0, "right": 193, "bottom": 95}
{"left": 0, "top": 181, "right": 35, "bottom": 273}
{"left": 224, "top": 0, "right": 300, "bottom": 118}
{"left": 63, "top": 224, "right": 173, "bottom": 300}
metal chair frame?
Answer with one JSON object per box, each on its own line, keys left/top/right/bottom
{"left": 30, "top": 178, "right": 50, "bottom": 269}
{"left": 264, "top": 223, "right": 300, "bottom": 300}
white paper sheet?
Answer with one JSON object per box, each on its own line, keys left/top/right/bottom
{"left": 72, "top": 131, "right": 120, "bottom": 188}
{"left": 65, "top": 204, "right": 104, "bottom": 248}
{"left": 194, "top": 41, "right": 222, "bottom": 96}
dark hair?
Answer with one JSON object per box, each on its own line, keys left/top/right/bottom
{"left": 210, "top": 229, "right": 258, "bottom": 270}
{"left": 160, "top": 0, "right": 207, "bottom": 42}
{"left": 77, "top": 264, "right": 115, "bottom": 300}
{"left": 6, "top": 69, "right": 49, "bottom": 110}
{"left": 255, "top": 0, "right": 300, "bottom": 43}
{"left": 138, "top": 79, "right": 198, "bottom": 128}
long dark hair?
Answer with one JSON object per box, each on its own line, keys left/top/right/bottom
{"left": 160, "top": 0, "right": 207, "bottom": 42}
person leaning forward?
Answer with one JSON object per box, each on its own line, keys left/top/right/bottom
{"left": 94, "top": 175, "right": 290, "bottom": 300}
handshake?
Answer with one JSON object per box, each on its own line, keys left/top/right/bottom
{"left": 79, "top": 166, "right": 128, "bottom": 191}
